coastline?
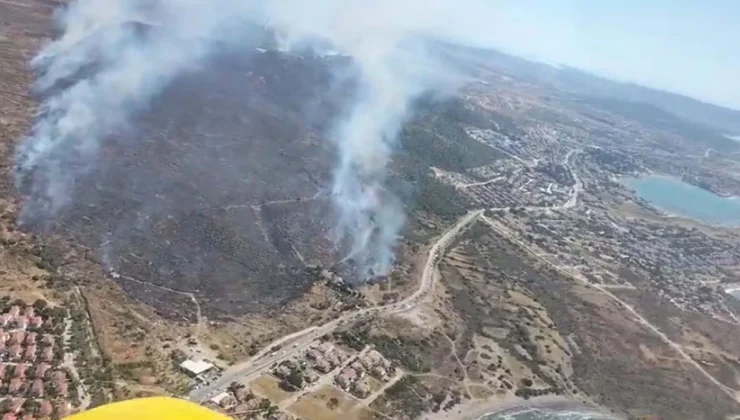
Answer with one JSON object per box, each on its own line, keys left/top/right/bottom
{"left": 620, "top": 174, "right": 740, "bottom": 227}
{"left": 422, "top": 394, "right": 611, "bottom": 420}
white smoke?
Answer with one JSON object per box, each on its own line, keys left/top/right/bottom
{"left": 15, "top": 0, "right": 496, "bottom": 277}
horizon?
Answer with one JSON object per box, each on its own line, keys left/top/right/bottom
{"left": 432, "top": 0, "right": 740, "bottom": 112}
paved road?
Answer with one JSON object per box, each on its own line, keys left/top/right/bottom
{"left": 188, "top": 210, "right": 483, "bottom": 402}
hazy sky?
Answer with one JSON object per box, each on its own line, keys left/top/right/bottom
{"left": 450, "top": 0, "right": 740, "bottom": 110}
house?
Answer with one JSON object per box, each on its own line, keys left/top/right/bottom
{"left": 41, "top": 335, "right": 54, "bottom": 346}
{"left": 30, "top": 317, "right": 43, "bottom": 329}
{"left": 371, "top": 365, "right": 388, "bottom": 380}
{"left": 55, "top": 381, "right": 68, "bottom": 398}
{"left": 9, "top": 306, "right": 20, "bottom": 319}
{"left": 306, "top": 349, "right": 323, "bottom": 361}
{"left": 234, "top": 388, "right": 253, "bottom": 403}
{"left": 9, "top": 399, "right": 25, "bottom": 414}
{"left": 303, "top": 369, "right": 319, "bottom": 384}
{"left": 0, "top": 364, "right": 6, "bottom": 380}
{"left": 0, "top": 314, "right": 11, "bottom": 327}
{"left": 325, "top": 352, "right": 341, "bottom": 367}
{"left": 8, "top": 378, "right": 24, "bottom": 394}
{"left": 24, "top": 345, "right": 37, "bottom": 362}
{"left": 349, "top": 360, "right": 364, "bottom": 373}
{"left": 51, "top": 370, "right": 66, "bottom": 382}
{"left": 52, "top": 371, "right": 68, "bottom": 397}
{"left": 14, "top": 364, "right": 28, "bottom": 379}
{"left": 9, "top": 332, "right": 25, "bottom": 346}
{"left": 21, "top": 415, "right": 33, "bottom": 420}
{"left": 273, "top": 364, "right": 292, "bottom": 379}
{"left": 35, "top": 364, "right": 51, "bottom": 379}
{"left": 178, "top": 360, "right": 215, "bottom": 379}
{"left": 209, "top": 393, "right": 236, "bottom": 409}
{"left": 2, "top": 414, "right": 17, "bottom": 420}
{"left": 14, "top": 317, "right": 27, "bottom": 331}
{"left": 0, "top": 328, "right": 6, "bottom": 342}
{"left": 56, "top": 402, "right": 71, "bottom": 419}
{"left": 335, "top": 367, "right": 357, "bottom": 389}
{"left": 25, "top": 333, "right": 37, "bottom": 346}
{"left": 23, "top": 308, "right": 33, "bottom": 319}
{"left": 41, "top": 347, "right": 53, "bottom": 362}
{"left": 39, "top": 401, "right": 53, "bottom": 418}
{"left": 9, "top": 344, "right": 22, "bottom": 361}
{"left": 352, "top": 378, "right": 370, "bottom": 398}
{"left": 30, "top": 380, "right": 43, "bottom": 397}
{"left": 313, "top": 357, "right": 331, "bottom": 373}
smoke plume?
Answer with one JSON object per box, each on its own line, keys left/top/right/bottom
{"left": 15, "top": 0, "right": 492, "bottom": 277}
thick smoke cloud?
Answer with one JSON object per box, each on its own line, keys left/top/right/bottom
{"left": 15, "top": 0, "right": 493, "bottom": 277}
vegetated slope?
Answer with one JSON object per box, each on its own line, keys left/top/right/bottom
{"left": 579, "top": 97, "right": 739, "bottom": 152}
{"left": 23, "top": 29, "right": 498, "bottom": 319}
{"left": 41, "top": 48, "right": 342, "bottom": 319}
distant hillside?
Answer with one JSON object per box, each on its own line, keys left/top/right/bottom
{"left": 438, "top": 42, "right": 740, "bottom": 135}
{"left": 557, "top": 66, "right": 740, "bottom": 136}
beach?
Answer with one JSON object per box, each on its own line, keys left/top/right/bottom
{"left": 420, "top": 394, "right": 609, "bottom": 420}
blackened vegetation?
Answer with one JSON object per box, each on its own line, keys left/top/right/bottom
{"left": 23, "top": 42, "right": 502, "bottom": 319}
{"left": 31, "top": 49, "right": 342, "bottom": 319}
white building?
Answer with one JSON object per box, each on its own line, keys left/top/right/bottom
{"left": 180, "top": 359, "right": 215, "bottom": 380}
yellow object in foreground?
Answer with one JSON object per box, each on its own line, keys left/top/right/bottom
{"left": 66, "top": 397, "right": 232, "bottom": 420}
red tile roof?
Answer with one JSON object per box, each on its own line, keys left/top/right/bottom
{"left": 9, "top": 344, "right": 22, "bottom": 360}
{"left": 35, "top": 364, "right": 51, "bottom": 379}
{"left": 24, "top": 345, "right": 37, "bottom": 362}
{"left": 30, "top": 317, "right": 43, "bottom": 329}
{"left": 55, "top": 381, "right": 68, "bottom": 397}
{"left": 14, "top": 317, "right": 27, "bottom": 329}
{"left": 8, "top": 378, "right": 23, "bottom": 393}
{"left": 39, "top": 401, "right": 53, "bottom": 417}
{"left": 41, "top": 347, "right": 53, "bottom": 362}
{"left": 10, "top": 332, "right": 25, "bottom": 346}
{"left": 13, "top": 364, "right": 28, "bottom": 379}
{"left": 30, "top": 379, "right": 43, "bottom": 397}
{"left": 10, "top": 398, "right": 25, "bottom": 413}
{"left": 2, "top": 414, "right": 17, "bottom": 420}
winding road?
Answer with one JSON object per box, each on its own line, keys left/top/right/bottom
{"left": 189, "top": 209, "right": 483, "bottom": 402}
{"left": 190, "top": 148, "right": 737, "bottom": 406}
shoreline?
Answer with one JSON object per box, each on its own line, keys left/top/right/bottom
{"left": 422, "top": 394, "right": 613, "bottom": 420}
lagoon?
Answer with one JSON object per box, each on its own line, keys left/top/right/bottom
{"left": 623, "top": 175, "right": 740, "bottom": 226}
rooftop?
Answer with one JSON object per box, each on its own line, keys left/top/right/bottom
{"left": 179, "top": 359, "right": 214, "bottom": 376}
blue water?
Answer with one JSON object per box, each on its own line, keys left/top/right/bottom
{"left": 623, "top": 175, "right": 740, "bottom": 226}
{"left": 484, "top": 407, "right": 615, "bottom": 420}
